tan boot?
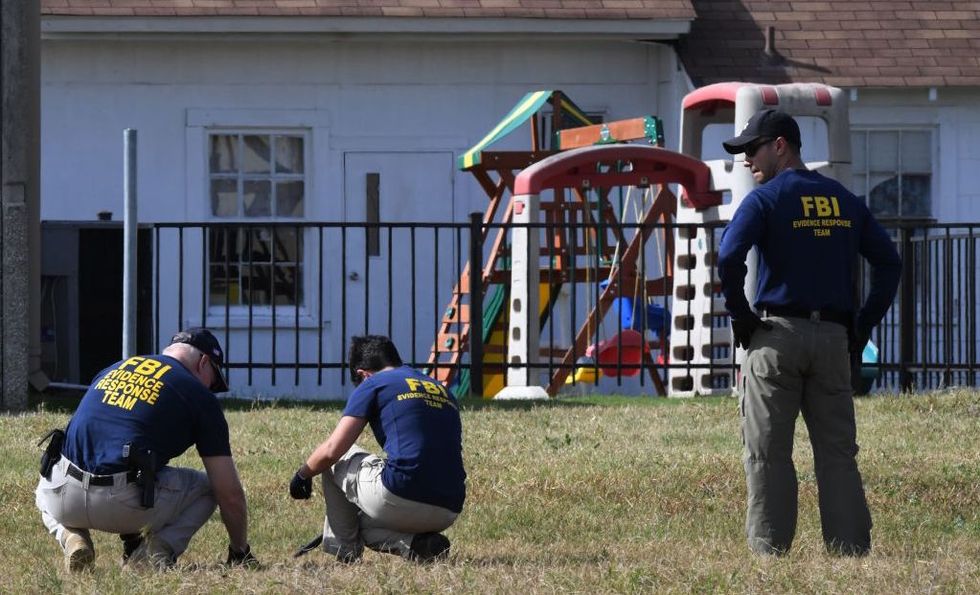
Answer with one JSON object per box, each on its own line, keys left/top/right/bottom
{"left": 62, "top": 529, "right": 95, "bottom": 572}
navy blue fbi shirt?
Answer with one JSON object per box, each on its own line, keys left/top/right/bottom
{"left": 343, "top": 366, "right": 466, "bottom": 513}
{"left": 63, "top": 354, "right": 232, "bottom": 474}
{"left": 718, "top": 169, "right": 901, "bottom": 335}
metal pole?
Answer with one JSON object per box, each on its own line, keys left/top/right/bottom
{"left": 468, "top": 212, "right": 483, "bottom": 398}
{"left": 122, "top": 129, "right": 138, "bottom": 358}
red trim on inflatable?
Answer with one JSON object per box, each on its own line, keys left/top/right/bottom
{"left": 814, "top": 86, "right": 832, "bottom": 106}
{"left": 682, "top": 82, "right": 745, "bottom": 111}
{"left": 760, "top": 86, "right": 779, "bottom": 105}
{"left": 513, "top": 145, "right": 722, "bottom": 209}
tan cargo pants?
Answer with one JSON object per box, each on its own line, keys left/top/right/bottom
{"left": 320, "top": 445, "right": 458, "bottom": 561}
{"left": 36, "top": 456, "right": 216, "bottom": 562}
{"left": 740, "top": 315, "right": 872, "bottom": 556}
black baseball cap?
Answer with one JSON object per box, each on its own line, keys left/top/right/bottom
{"left": 170, "top": 328, "right": 229, "bottom": 392}
{"left": 723, "top": 108, "right": 802, "bottom": 154}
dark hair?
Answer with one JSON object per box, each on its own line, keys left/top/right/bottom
{"left": 348, "top": 335, "right": 403, "bottom": 385}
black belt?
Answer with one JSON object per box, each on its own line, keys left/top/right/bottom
{"left": 65, "top": 462, "right": 138, "bottom": 486}
{"left": 762, "top": 306, "right": 852, "bottom": 327}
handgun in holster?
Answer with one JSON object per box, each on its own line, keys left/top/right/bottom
{"left": 38, "top": 429, "right": 66, "bottom": 480}
{"left": 123, "top": 443, "right": 157, "bottom": 509}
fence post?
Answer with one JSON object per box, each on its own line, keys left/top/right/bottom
{"left": 468, "top": 212, "right": 483, "bottom": 399}
{"left": 899, "top": 224, "right": 915, "bottom": 392}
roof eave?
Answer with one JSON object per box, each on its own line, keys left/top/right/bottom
{"left": 42, "top": 16, "right": 691, "bottom": 40}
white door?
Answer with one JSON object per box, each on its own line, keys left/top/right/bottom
{"left": 342, "top": 151, "right": 457, "bottom": 376}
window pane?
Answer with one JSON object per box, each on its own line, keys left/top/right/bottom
{"left": 209, "top": 265, "right": 226, "bottom": 306}
{"left": 248, "top": 228, "right": 274, "bottom": 263}
{"left": 211, "top": 178, "right": 238, "bottom": 217}
{"left": 901, "top": 131, "right": 931, "bottom": 172}
{"left": 901, "top": 174, "right": 932, "bottom": 217}
{"left": 868, "top": 131, "right": 899, "bottom": 172}
{"left": 243, "top": 264, "right": 272, "bottom": 305}
{"left": 273, "top": 264, "right": 300, "bottom": 305}
{"left": 850, "top": 132, "right": 866, "bottom": 173}
{"left": 868, "top": 174, "right": 898, "bottom": 217}
{"left": 276, "top": 136, "right": 304, "bottom": 174}
{"left": 272, "top": 228, "right": 302, "bottom": 263}
{"left": 243, "top": 181, "right": 272, "bottom": 217}
{"left": 209, "top": 135, "right": 237, "bottom": 173}
{"left": 242, "top": 135, "right": 271, "bottom": 173}
{"left": 276, "top": 181, "right": 304, "bottom": 217}
{"left": 209, "top": 265, "right": 239, "bottom": 305}
{"left": 208, "top": 227, "right": 241, "bottom": 262}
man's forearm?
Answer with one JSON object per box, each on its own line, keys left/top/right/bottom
{"left": 217, "top": 490, "right": 248, "bottom": 551}
{"left": 304, "top": 445, "right": 340, "bottom": 477}
{"left": 301, "top": 415, "right": 367, "bottom": 477}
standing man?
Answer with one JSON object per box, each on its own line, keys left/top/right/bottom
{"left": 289, "top": 335, "right": 466, "bottom": 563}
{"left": 717, "top": 109, "right": 901, "bottom": 556}
{"left": 35, "top": 328, "right": 257, "bottom": 571}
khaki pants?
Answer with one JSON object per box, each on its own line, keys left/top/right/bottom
{"left": 740, "top": 315, "right": 872, "bottom": 555}
{"left": 36, "top": 456, "right": 215, "bottom": 561}
{"left": 321, "top": 445, "right": 458, "bottom": 560}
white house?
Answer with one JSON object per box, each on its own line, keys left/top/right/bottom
{"left": 38, "top": 1, "right": 980, "bottom": 397}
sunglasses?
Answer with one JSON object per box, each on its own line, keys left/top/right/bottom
{"left": 744, "top": 138, "right": 775, "bottom": 158}
{"left": 201, "top": 354, "right": 224, "bottom": 390}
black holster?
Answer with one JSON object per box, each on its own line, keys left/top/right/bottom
{"left": 123, "top": 443, "right": 157, "bottom": 509}
{"left": 38, "top": 429, "right": 66, "bottom": 480}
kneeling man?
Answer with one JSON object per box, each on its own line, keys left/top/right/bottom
{"left": 35, "top": 328, "right": 256, "bottom": 570}
{"left": 290, "top": 335, "right": 466, "bottom": 563}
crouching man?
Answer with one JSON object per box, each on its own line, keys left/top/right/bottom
{"left": 35, "top": 328, "right": 256, "bottom": 571}
{"left": 290, "top": 335, "right": 466, "bottom": 563}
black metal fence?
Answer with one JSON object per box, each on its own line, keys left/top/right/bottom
{"left": 152, "top": 219, "right": 980, "bottom": 397}
{"left": 870, "top": 222, "right": 979, "bottom": 391}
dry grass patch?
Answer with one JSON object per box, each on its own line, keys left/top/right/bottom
{"left": 1, "top": 390, "right": 978, "bottom": 593}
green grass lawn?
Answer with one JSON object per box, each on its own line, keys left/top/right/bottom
{"left": 2, "top": 390, "right": 979, "bottom": 593}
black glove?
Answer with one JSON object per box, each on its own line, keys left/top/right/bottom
{"left": 847, "top": 324, "right": 872, "bottom": 395}
{"left": 731, "top": 316, "right": 771, "bottom": 349}
{"left": 226, "top": 544, "right": 259, "bottom": 568}
{"left": 289, "top": 468, "right": 313, "bottom": 500}
{"left": 848, "top": 325, "right": 870, "bottom": 355}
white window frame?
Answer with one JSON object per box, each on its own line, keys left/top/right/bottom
{"left": 185, "top": 109, "right": 329, "bottom": 328}
{"left": 850, "top": 126, "right": 936, "bottom": 220}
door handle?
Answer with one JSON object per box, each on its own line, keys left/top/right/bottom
{"left": 348, "top": 271, "right": 360, "bottom": 281}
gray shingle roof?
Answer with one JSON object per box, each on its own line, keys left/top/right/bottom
{"left": 677, "top": 1, "right": 980, "bottom": 87}
{"left": 42, "top": 1, "right": 980, "bottom": 87}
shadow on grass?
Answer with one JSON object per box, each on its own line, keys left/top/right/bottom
{"left": 291, "top": 550, "right": 615, "bottom": 568}
{"left": 30, "top": 389, "right": 84, "bottom": 414}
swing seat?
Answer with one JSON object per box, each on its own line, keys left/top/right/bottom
{"left": 566, "top": 356, "right": 600, "bottom": 385}
{"left": 566, "top": 366, "right": 600, "bottom": 384}
{"left": 599, "top": 280, "right": 639, "bottom": 330}
{"left": 644, "top": 303, "right": 671, "bottom": 340}
{"left": 597, "top": 280, "right": 671, "bottom": 339}
{"left": 586, "top": 329, "right": 647, "bottom": 377}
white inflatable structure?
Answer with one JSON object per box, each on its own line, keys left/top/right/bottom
{"left": 668, "top": 82, "right": 852, "bottom": 396}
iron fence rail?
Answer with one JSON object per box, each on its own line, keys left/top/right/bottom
{"left": 152, "top": 219, "right": 980, "bottom": 396}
